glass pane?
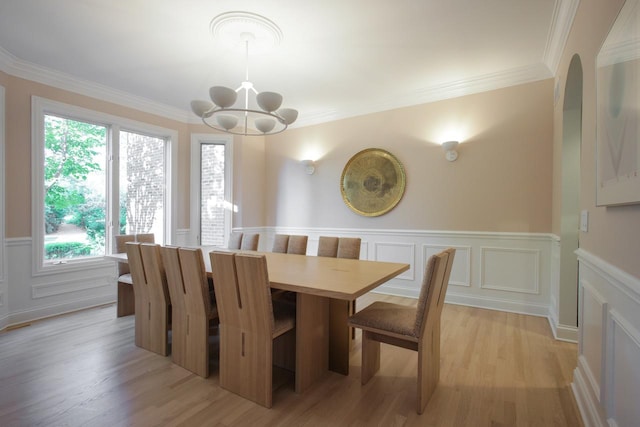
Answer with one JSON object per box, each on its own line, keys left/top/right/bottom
{"left": 44, "top": 115, "right": 107, "bottom": 261}
{"left": 120, "top": 131, "right": 165, "bottom": 243}
{"left": 200, "top": 143, "right": 226, "bottom": 246}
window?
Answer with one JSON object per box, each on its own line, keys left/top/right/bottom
{"left": 190, "top": 134, "right": 233, "bottom": 246}
{"left": 32, "top": 97, "right": 177, "bottom": 273}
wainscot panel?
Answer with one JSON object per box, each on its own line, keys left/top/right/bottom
{"left": 573, "top": 249, "right": 640, "bottom": 427}
{"left": 3, "top": 238, "right": 116, "bottom": 328}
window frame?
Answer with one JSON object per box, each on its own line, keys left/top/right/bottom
{"left": 31, "top": 96, "right": 177, "bottom": 275}
{"left": 190, "top": 133, "right": 234, "bottom": 246}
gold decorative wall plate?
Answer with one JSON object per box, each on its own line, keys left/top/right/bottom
{"left": 340, "top": 148, "right": 406, "bottom": 217}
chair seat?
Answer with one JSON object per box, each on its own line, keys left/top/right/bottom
{"left": 118, "top": 273, "right": 133, "bottom": 285}
{"left": 349, "top": 301, "right": 418, "bottom": 339}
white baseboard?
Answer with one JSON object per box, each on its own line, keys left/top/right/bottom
{"left": 5, "top": 295, "right": 115, "bottom": 328}
{"left": 572, "top": 360, "right": 607, "bottom": 427}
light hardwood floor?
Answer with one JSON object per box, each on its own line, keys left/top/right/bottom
{"left": 0, "top": 294, "right": 582, "bottom": 426}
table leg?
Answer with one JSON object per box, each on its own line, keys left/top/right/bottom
{"left": 295, "top": 293, "right": 329, "bottom": 393}
{"left": 329, "top": 299, "right": 352, "bottom": 375}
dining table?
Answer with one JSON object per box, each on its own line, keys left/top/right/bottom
{"left": 107, "top": 246, "right": 409, "bottom": 393}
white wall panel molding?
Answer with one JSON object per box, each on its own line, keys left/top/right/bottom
{"left": 423, "top": 244, "right": 471, "bottom": 287}
{"left": 580, "top": 280, "right": 607, "bottom": 403}
{"left": 260, "top": 226, "right": 553, "bottom": 319}
{"left": 574, "top": 249, "right": 640, "bottom": 427}
{"left": 576, "top": 249, "right": 640, "bottom": 305}
{"left": 3, "top": 238, "right": 117, "bottom": 328}
{"left": 606, "top": 310, "right": 640, "bottom": 427}
{"left": 480, "top": 247, "right": 540, "bottom": 294}
{"left": 373, "top": 242, "right": 415, "bottom": 281}
{"left": 32, "top": 275, "right": 113, "bottom": 299}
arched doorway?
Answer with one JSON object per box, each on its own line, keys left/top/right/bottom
{"left": 559, "top": 54, "right": 583, "bottom": 329}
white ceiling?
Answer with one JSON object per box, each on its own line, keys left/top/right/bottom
{"left": 0, "top": 0, "right": 576, "bottom": 127}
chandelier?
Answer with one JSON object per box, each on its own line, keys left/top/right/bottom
{"left": 190, "top": 12, "right": 298, "bottom": 136}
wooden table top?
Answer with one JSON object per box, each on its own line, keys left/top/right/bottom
{"left": 107, "top": 246, "right": 409, "bottom": 301}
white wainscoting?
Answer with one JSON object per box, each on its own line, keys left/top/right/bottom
{"left": 255, "top": 227, "right": 554, "bottom": 318}
{"left": 573, "top": 249, "right": 640, "bottom": 427}
{"left": 1, "top": 238, "right": 116, "bottom": 329}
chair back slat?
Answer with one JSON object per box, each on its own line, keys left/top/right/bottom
{"left": 178, "top": 248, "right": 210, "bottom": 318}
{"left": 414, "top": 249, "right": 455, "bottom": 338}
{"left": 235, "top": 254, "right": 274, "bottom": 335}
{"left": 210, "top": 251, "right": 243, "bottom": 327}
{"left": 241, "top": 233, "right": 260, "bottom": 251}
{"left": 286, "top": 235, "right": 308, "bottom": 255}
{"left": 125, "top": 242, "right": 148, "bottom": 348}
{"left": 337, "top": 237, "right": 361, "bottom": 259}
{"left": 317, "top": 236, "right": 339, "bottom": 257}
{"left": 140, "top": 243, "right": 170, "bottom": 304}
{"left": 272, "top": 234, "right": 289, "bottom": 253}
{"left": 115, "top": 235, "right": 135, "bottom": 275}
{"left": 136, "top": 233, "right": 155, "bottom": 244}
{"left": 139, "top": 243, "right": 170, "bottom": 355}
{"left": 228, "top": 232, "right": 243, "bottom": 249}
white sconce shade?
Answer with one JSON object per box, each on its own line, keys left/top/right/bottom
{"left": 442, "top": 140, "right": 459, "bottom": 161}
{"left": 301, "top": 159, "right": 315, "bottom": 175}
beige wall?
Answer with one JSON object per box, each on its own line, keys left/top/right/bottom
{"left": 264, "top": 80, "right": 554, "bottom": 232}
{"left": 553, "top": 0, "right": 640, "bottom": 278}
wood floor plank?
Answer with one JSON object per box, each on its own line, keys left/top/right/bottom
{"left": 0, "top": 294, "right": 583, "bottom": 426}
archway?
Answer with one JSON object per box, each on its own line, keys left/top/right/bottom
{"left": 559, "top": 54, "right": 583, "bottom": 329}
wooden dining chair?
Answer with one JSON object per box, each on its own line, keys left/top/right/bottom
{"left": 240, "top": 233, "right": 260, "bottom": 250}
{"left": 210, "top": 251, "right": 296, "bottom": 408}
{"left": 317, "top": 236, "right": 339, "bottom": 257}
{"left": 171, "top": 247, "right": 219, "bottom": 378}
{"left": 125, "top": 242, "right": 151, "bottom": 351}
{"left": 348, "top": 248, "right": 455, "bottom": 414}
{"left": 286, "top": 235, "right": 308, "bottom": 255}
{"left": 160, "top": 246, "right": 188, "bottom": 369}
{"left": 271, "top": 234, "right": 290, "bottom": 253}
{"left": 115, "top": 233, "right": 154, "bottom": 317}
{"left": 228, "top": 231, "right": 243, "bottom": 249}
{"left": 138, "top": 243, "right": 171, "bottom": 356}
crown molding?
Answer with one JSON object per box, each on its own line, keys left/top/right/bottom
{"left": 295, "top": 63, "right": 553, "bottom": 128}
{"left": 0, "top": 47, "right": 191, "bottom": 123}
{"left": 543, "top": 0, "right": 580, "bottom": 75}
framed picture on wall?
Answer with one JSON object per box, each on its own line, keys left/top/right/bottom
{"left": 595, "top": 0, "right": 640, "bottom": 206}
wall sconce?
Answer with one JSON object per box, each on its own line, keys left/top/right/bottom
{"left": 442, "top": 140, "right": 459, "bottom": 162}
{"left": 301, "top": 159, "right": 315, "bottom": 175}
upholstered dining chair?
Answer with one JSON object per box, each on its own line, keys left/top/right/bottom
{"left": 138, "top": 243, "right": 171, "bottom": 356}
{"left": 240, "top": 233, "right": 260, "bottom": 251}
{"left": 210, "top": 251, "right": 296, "bottom": 408}
{"left": 228, "top": 231, "right": 243, "bottom": 249}
{"left": 286, "top": 235, "right": 308, "bottom": 255}
{"left": 115, "top": 233, "right": 154, "bottom": 317}
{"left": 337, "top": 237, "right": 361, "bottom": 259}
{"left": 317, "top": 236, "right": 339, "bottom": 258}
{"left": 348, "top": 248, "right": 455, "bottom": 414}
{"left": 271, "top": 234, "right": 290, "bottom": 253}
{"left": 163, "top": 247, "right": 219, "bottom": 378}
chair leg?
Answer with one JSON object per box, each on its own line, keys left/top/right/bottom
{"left": 417, "top": 323, "right": 440, "bottom": 414}
{"left": 361, "top": 330, "right": 380, "bottom": 384}
{"left": 117, "top": 282, "right": 135, "bottom": 317}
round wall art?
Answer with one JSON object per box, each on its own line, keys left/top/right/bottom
{"left": 340, "top": 148, "right": 406, "bottom": 217}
